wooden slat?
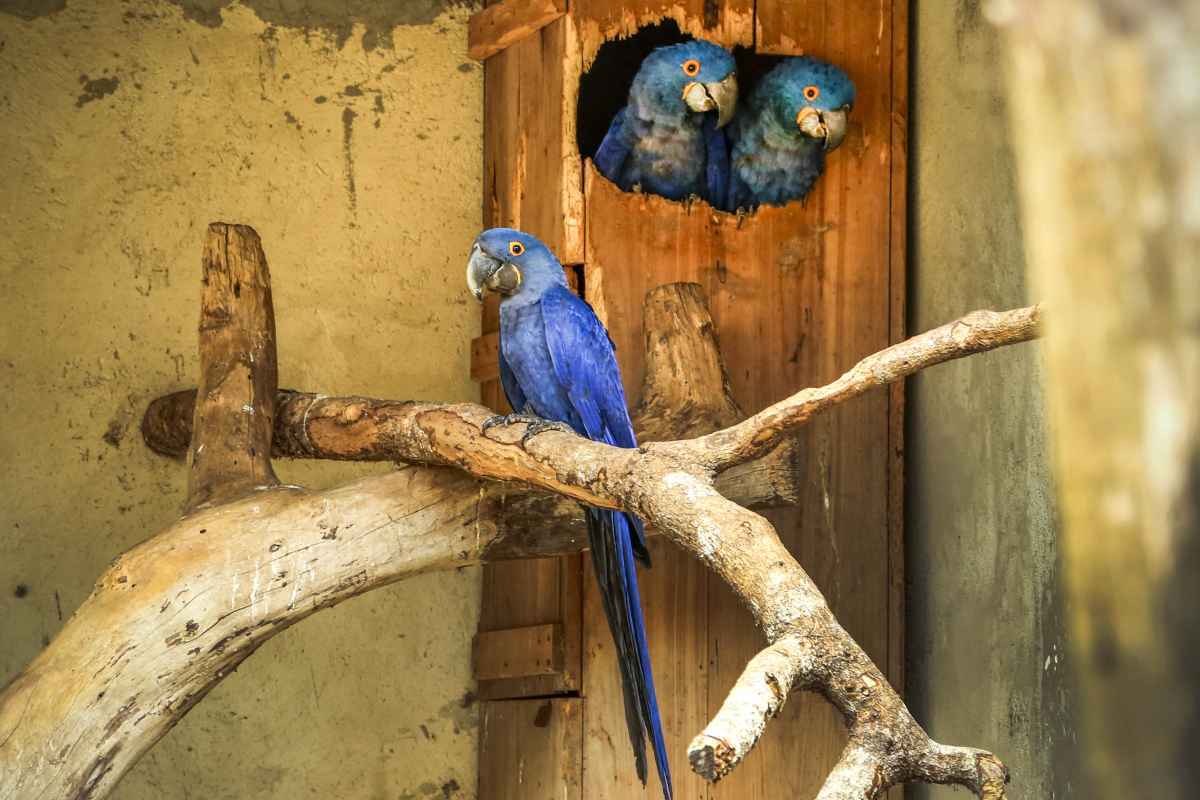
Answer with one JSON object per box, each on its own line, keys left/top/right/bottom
{"left": 469, "top": 0, "right": 567, "bottom": 61}
{"left": 581, "top": 535, "right": 710, "bottom": 800}
{"left": 884, "top": 3, "right": 908, "bottom": 794}
{"left": 472, "top": 332, "right": 502, "bottom": 383}
{"left": 755, "top": 0, "right": 823, "bottom": 56}
{"left": 479, "top": 698, "right": 583, "bottom": 800}
{"left": 573, "top": 0, "right": 753, "bottom": 66}
{"left": 477, "top": 555, "right": 584, "bottom": 701}
{"left": 475, "top": 623, "right": 564, "bottom": 681}
{"left": 482, "top": 16, "right": 584, "bottom": 262}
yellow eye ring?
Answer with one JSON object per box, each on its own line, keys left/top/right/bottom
{"left": 682, "top": 59, "right": 701, "bottom": 77}
{"left": 508, "top": 241, "right": 525, "bottom": 257}
{"left": 803, "top": 85, "right": 820, "bottom": 101}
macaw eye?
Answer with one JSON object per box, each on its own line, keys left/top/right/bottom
{"left": 682, "top": 59, "right": 701, "bottom": 77}
{"left": 508, "top": 241, "right": 525, "bottom": 257}
{"left": 803, "top": 85, "right": 820, "bottom": 102}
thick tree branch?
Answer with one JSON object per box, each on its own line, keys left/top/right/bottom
{"left": 135, "top": 305, "right": 1037, "bottom": 797}
{"left": 0, "top": 467, "right": 495, "bottom": 800}
{"left": 0, "top": 220, "right": 1043, "bottom": 800}
{"left": 676, "top": 305, "right": 1042, "bottom": 470}
{"left": 186, "top": 223, "right": 279, "bottom": 511}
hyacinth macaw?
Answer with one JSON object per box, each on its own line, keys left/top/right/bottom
{"left": 594, "top": 39, "right": 738, "bottom": 207}
{"left": 467, "top": 228, "right": 672, "bottom": 800}
{"left": 727, "top": 56, "right": 855, "bottom": 211}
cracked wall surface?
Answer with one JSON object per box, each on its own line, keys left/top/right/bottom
{"left": 907, "top": 2, "right": 1079, "bottom": 799}
{"left": 0, "top": 1, "right": 483, "bottom": 797}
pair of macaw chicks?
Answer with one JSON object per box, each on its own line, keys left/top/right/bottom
{"left": 595, "top": 40, "right": 856, "bottom": 211}
{"left": 465, "top": 40, "right": 855, "bottom": 800}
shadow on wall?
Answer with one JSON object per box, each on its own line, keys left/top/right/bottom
{"left": 3, "top": 0, "right": 480, "bottom": 49}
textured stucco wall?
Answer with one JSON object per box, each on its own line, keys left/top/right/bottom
{"left": 0, "top": 1, "right": 482, "bottom": 797}
{"left": 907, "top": 2, "right": 1078, "bottom": 798}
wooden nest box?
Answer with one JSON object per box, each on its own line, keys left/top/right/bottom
{"left": 469, "top": 1, "right": 907, "bottom": 798}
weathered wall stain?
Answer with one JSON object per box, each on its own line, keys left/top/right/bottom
{"left": 76, "top": 74, "right": 119, "bottom": 107}
{"left": 0, "top": 0, "right": 65, "bottom": 19}
{"left": 167, "top": 0, "right": 480, "bottom": 49}
{"left": 342, "top": 105, "right": 357, "bottom": 213}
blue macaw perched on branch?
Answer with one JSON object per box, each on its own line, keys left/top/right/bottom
{"left": 467, "top": 228, "right": 672, "bottom": 800}
{"left": 594, "top": 39, "right": 738, "bottom": 208}
{"left": 727, "top": 56, "right": 855, "bottom": 211}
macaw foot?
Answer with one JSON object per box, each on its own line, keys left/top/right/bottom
{"left": 481, "top": 413, "right": 572, "bottom": 444}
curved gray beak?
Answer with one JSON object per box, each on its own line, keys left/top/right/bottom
{"left": 467, "top": 244, "right": 502, "bottom": 302}
{"left": 798, "top": 105, "right": 851, "bottom": 151}
{"left": 682, "top": 72, "right": 738, "bottom": 128}
{"left": 467, "top": 244, "right": 523, "bottom": 301}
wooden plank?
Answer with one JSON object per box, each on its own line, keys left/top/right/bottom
{"left": 477, "top": 555, "right": 584, "bottom": 700}
{"left": 475, "top": 623, "right": 564, "bottom": 681}
{"left": 482, "top": 16, "right": 584, "bottom": 262}
{"left": 755, "top": 0, "right": 825, "bottom": 56}
{"left": 479, "top": 698, "right": 583, "bottom": 800}
{"left": 474, "top": 543, "right": 583, "bottom": 701}
{"left": 469, "top": 0, "right": 567, "bottom": 61}
{"left": 885, "top": 3, "right": 908, "bottom": 795}
{"left": 472, "top": 332, "right": 502, "bottom": 383}
{"left": 573, "top": 0, "right": 753, "bottom": 66}
{"left": 581, "top": 536, "right": 710, "bottom": 800}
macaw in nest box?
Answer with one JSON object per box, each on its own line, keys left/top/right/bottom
{"left": 727, "top": 56, "right": 856, "bottom": 211}
{"left": 594, "top": 39, "right": 738, "bottom": 210}
{"left": 468, "top": 228, "right": 674, "bottom": 800}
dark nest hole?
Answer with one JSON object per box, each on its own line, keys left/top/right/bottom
{"left": 577, "top": 20, "right": 787, "bottom": 161}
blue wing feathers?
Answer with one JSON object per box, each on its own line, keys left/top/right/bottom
{"left": 702, "top": 115, "right": 730, "bottom": 211}
{"left": 540, "top": 286, "right": 638, "bottom": 450}
{"left": 537, "top": 286, "right": 670, "bottom": 799}
{"left": 613, "top": 511, "right": 672, "bottom": 800}
{"left": 594, "top": 108, "right": 633, "bottom": 188}
{"left": 497, "top": 344, "right": 527, "bottom": 414}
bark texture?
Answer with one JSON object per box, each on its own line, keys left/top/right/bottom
{"left": 186, "top": 223, "right": 279, "bottom": 511}
{"left": 997, "top": 1, "right": 1200, "bottom": 796}
{"left": 0, "top": 223, "right": 1042, "bottom": 800}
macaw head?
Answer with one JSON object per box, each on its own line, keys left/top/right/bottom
{"left": 631, "top": 39, "right": 738, "bottom": 127}
{"left": 757, "top": 56, "right": 855, "bottom": 151}
{"left": 467, "top": 228, "right": 565, "bottom": 302}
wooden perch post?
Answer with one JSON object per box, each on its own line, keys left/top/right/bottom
{"left": 186, "top": 223, "right": 279, "bottom": 511}
{"left": 634, "top": 283, "right": 742, "bottom": 440}
{"left": 0, "top": 224, "right": 1042, "bottom": 800}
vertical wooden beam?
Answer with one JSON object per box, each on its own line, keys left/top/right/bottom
{"left": 482, "top": 16, "right": 584, "bottom": 262}
{"left": 186, "top": 223, "right": 279, "bottom": 512}
{"left": 469, "top": 0, "right": 568, "bottom": 62}
{"left": 479, "top": 699, "right": 584, "bottom": 800}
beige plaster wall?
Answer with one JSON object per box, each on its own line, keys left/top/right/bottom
{"left": 0, "top": 1, "right": 483, "bottom": 797}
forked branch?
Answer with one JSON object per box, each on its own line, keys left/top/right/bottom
{"left": 0, "top": 224, "right": 1038, "bottom": 800}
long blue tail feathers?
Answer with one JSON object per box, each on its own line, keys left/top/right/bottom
{"left": 585, "top": 508, "right": 673, "bottom": 800}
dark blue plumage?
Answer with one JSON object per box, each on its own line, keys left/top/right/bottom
{"left": 594, "top": 39, "right": 737, "bottom": 207}
{"left": 727, "top": 56, "right": 855, "bottom": 210}
{"left": 467, "top": 228, "right": 671, "bottom": 800}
